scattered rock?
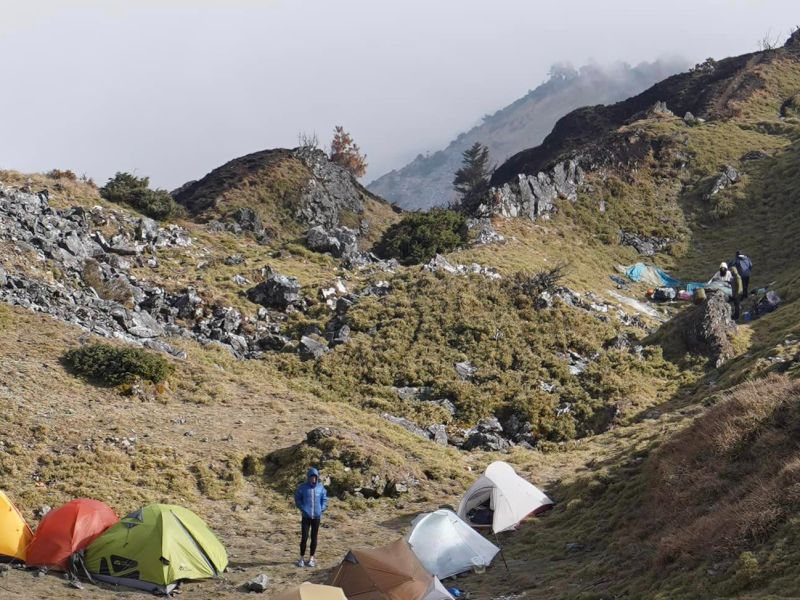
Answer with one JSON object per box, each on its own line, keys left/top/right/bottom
{"left": 245, "top": 574, "right": 270, "bottom": 593}
{"left": 706, "top": 165, "right": 740, "bottom": 198}
{"left": 427, "top": 424, "right": 448, "bottom": 446}
{"left": 382, "top": 413, "right": 430, "bottom": 440}
{"left": 462, "top": 431, "right": 511, "bottom": 452}
{"left": 741, "top": 150, "right": 768, "bottom": 161}
{"left": 35, "top": 505, "right": 52, "bottom": 519}
{"left": 468, "top": 218, "right": 505, "bottom": 246}
{"left": 454, "top": 360, "right": 477, "bottom": 381}
{"left": 424, "top": 255, "right": 501, "bottom": 280}
{"left": 619, "top": 231, "right": 672, "bottom": 256}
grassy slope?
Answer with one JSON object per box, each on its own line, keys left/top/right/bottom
{"left": 2, "top": 50, "right": 800, "bottom": 600}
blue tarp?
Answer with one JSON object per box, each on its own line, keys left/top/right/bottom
{"left": 623, "top": 263, "right": 681, "bottom": 287}
{"left": 685, "top": 282, "right": 706, "bottom": 293}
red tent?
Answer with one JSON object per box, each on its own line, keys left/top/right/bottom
{"left": 27, "top": 499, "right": 118, "bottom": 570}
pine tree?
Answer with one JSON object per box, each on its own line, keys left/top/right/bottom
{"left": 453, "top": 142, "right": 491, "bottom": 215}
{"left": 329, "top": 126, "right": 368, "bottom": 177}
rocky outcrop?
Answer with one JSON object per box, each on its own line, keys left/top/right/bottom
{"left": 172, "top": 147, "right": 370, "bottom": 232}
{"left": 246, "top": 271, "right": 302, "bottom": 310}
{"left": 706, "top": 165, "right": 740, "bottom": 198}
{"left": 684, "top": 290, "right": 736, "bottom": 367}
{"left": 485, "top": 159, "right": 584, "bottom": 221}
{"left": 423, "top": 254, "right": 501, "bottom": 280}
{"left": 619, "top": 231, "right": 673, "bottom": 256}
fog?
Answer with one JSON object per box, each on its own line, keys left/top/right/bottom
{"left": 1, "top": 0, "right": 797, "bottom": 189}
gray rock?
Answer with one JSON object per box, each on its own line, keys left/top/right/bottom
{"left": 383, "top": 480, "right": 409, "bottom": 498}
{"left": 454, "top": 360, "right": 477, "bottom": 381}
{"left": 223, "top": 254, "right": 245, "bottom": 266}
{"left": 247, "top": 272, "right": 301, "bottom": 309}
{"left": 468, "top": 218, "right": 505, "bottom": 246}
{"left": 394, "top": 386, "right": 433, "bottom": 402}
{"left": 424, "top": 398, "right": 457, "bottom": 416}
{"left": 115, "top": 309, "right": 164, "bottom": 338}
{"left": 299, "top": 336, "right": 328, "bottom": 360}
{"left": 382, "top": 413, "right": 429, "bottom": 440}
{"left": 227, "top": 207, "right": 262, "bottom": 235}
{"left": 427, "top": 424, "right": 448, "bottom": 445}
{"left": 707, "top": 165, "right": 740, "bottom": 197}
{"left": 306, "top": 225, "right": 359, "bottom": 258}
{"left": 173, "top": 289, "right": 204, "bottom": 319}
{"left": 462, "top": 431, "right": 511, "bottom": 452}
{"left": 477, "top": 416, "right": 503, "bottom": 433}
{"left": 741, "top": 150, "right": 768, "bottom": 161}
{"left": 136, "top": 217, "right": 159, "bottom": 241}
{"left": 486, "top": 159, "right": 584, "bottom": 221}
{"left": 245, "top": 574, "right": 270, "bottom": 593}
{"left": 619, "top": 230, "right": 672, "bottom": 256}
{"left": 35, "top": 505, "right": 52, "bottom": 519}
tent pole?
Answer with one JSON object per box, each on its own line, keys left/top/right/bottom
{"left": 494, "top": 533, "right": 509, "bottom": 571}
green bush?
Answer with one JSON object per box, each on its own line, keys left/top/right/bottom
{"left": 373, "top": 209, "right": 468, "bottom": 265}
{"left": 64, "top": 343, "right": 173, "bottom": 385}
{"left": 100, "top": 172, "right": 180, "bottom": 220}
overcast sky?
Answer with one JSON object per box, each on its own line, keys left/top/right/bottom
{"left": 1, "top": 0, "right": 797, "bottom": 189}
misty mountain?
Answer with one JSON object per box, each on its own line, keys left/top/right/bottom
{"left": 367, "top": 59, "right": 688, "bottom": 210}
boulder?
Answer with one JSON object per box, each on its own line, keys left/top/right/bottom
{"left": 246, "top": 272, "right": 301, "bottom": 309}
{"left": 427, "top": 424, "right": 448, "bottom": 445}
{"left": 227, "top": 207, "right": 263, "bottom": 234}
{"left": 306, "top": 225, "right": 359, "bottom": 258}
{"left": 113, "top": 309, "right": 164, "bottom": 338}
{"left": 298, "top": 335, "right": 328, "bottom": 360}
{"left": 707, "top": 165, "right": 740, "bottom": 197}
{"left": 683, "top": 290, "right": 736, "bottom": 367}
{"left": 462, "top": 431, "right": 511, "bottom": 452}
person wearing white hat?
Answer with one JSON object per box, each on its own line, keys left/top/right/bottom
{"left": 708, "top": 262, "right": 733, "bottom": 286}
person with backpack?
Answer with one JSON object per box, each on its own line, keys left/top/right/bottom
{"left": 732, "top": 250, "right": 752, "bottom": 299}
{"left": 294, "top": 467, "right": 328, "bottom": 568}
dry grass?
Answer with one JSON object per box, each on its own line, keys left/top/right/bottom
{"left": 645, "top": 375, "right": 800, "bottom": 565}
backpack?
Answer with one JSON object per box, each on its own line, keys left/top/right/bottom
{"left": 653, "top": 287, "right": 677, "bottom": 302}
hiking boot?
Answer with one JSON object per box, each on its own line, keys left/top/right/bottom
{"left": 307, "top": 557, "right": 316, "bottom": 568}
{"left": 296, "top": 558, "right": 305, "bottom": 568}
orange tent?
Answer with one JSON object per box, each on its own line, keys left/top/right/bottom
{"left": 27, "top": 499, "right": 118, "bottom": 570}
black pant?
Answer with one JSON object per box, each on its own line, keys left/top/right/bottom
{"left": 732, "top": 295, "right": 740, "bottom": 320}
{"left": 741, "top": 275, "right": 750, "bottom": 299}
{"left": 300, "top": 516, "right": 320, "bottom": 556}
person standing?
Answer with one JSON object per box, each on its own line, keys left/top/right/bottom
{"left": 294, "top": 467, "right": 327, "bottom": 568}
{"left": 730, "top": 266, "right": 743, "bottom": 320}
{"left": 732, "top": 250, "right": 752, "bottom": 299}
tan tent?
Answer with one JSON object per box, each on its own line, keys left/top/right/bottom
{"left": 329, "top": 538, "right": 453, "bottom": 600}
{"left": 274, "top": 582, "right": 347, "bottom": 600}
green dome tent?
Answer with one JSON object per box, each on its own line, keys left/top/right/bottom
{"left": 84, "top": 504, "right": 227, "bottom": 594}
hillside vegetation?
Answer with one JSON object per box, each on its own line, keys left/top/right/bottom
{"left": 1, "top": 34, "right": 800, "bottom": 600}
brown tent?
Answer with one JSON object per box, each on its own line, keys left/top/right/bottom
{"left": 329, "top": 538, "right": 453, "bottom": 600}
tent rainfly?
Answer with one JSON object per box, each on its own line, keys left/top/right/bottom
{"left": 85, "top": 504, "right": 228, "bottom": 594}
{"left": 274, "top": 582, "right": 348, "bottom": 600}
{"left": 329, "top": 538, "right": 454, "bottom": 600}
{"left": 408, "top": 509, "right": 499, "bottom": 579}
{"left": 457, "top": 461, "right": 553, "bottom": 533}
{"left": 0, "top": 491, "right": 32, "bottom": 562}
{"left": 26, "top": 498, "right": 119, "bottom": 570}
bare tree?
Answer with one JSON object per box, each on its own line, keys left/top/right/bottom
{"left": 297, "top": 131, "right": 319, "bottom": 149}
{"left": 758, "top": 29, "right": 781, "bottom": 51}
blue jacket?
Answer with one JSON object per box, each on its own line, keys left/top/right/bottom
{"left": 733, "top": 255, "right": 752, "bottom": 278}
{"left": 294, "top": 468, "right": 328, "bottom": 519}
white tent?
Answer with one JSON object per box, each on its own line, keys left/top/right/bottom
{"left": 408, "top": 509, "right": 500, "bottom": 579}
{"left": 457, "top": 461, "right": 553, "bottom": 533}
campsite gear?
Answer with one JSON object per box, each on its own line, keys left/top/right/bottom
{"left": 677, "top": 290, "right": 692, "bottom": 301}
{"left": 329, "top": 538, "right": 454, "bottom": 600}
{"left": 693, "top": 287, "right": 707, "bottom": 305}
{"left": 295, "top": 468, "right": 328, "bottom": 520}
{"left": 447, "top": 588, "right": 463, "bottom": 598}
{"left": 85, "top": 503, "right": 227, "bottom": 594}
{"left": 457, "top": 461, "right": 553, "bottom": 534}
{"left": 645, "top": 288, "right": 655, "bottom": 299}
{"left": 274, "top": 582, "right": 348, "bottom": 600}
{"left": 407, "top": 509, "right": 499, "bottom": 579}
{"left": 743, "top": 311, "right": 752, "bottom": 322}
{"left": 706, "top": 281, "right": 733, "bottom": 299}
{"left": 620, "top": 263, "right": 680, "bottom": 287}
{"left": 0, "top": 491, "right": 33, "bottom": 562}
{"left": 754, "top": 291, "right": 781, "bottom": 315}
{"left": 27, "top": 499, "right": 118, "bottom": 570}
{"left": 653, "top": 287, "right": 677, "bottom": 302}
{"left": 685, "top": 282, "right": 705, "bottom": 293}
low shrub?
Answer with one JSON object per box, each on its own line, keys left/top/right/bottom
{"left": 373, "top": 209, "right": 468, "bottom": 265}
{"left": 64, "top": 343, "right": 173, "bottom": 385}
{"left": 100, "top": 172, "right": 180, "bottom": 220}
